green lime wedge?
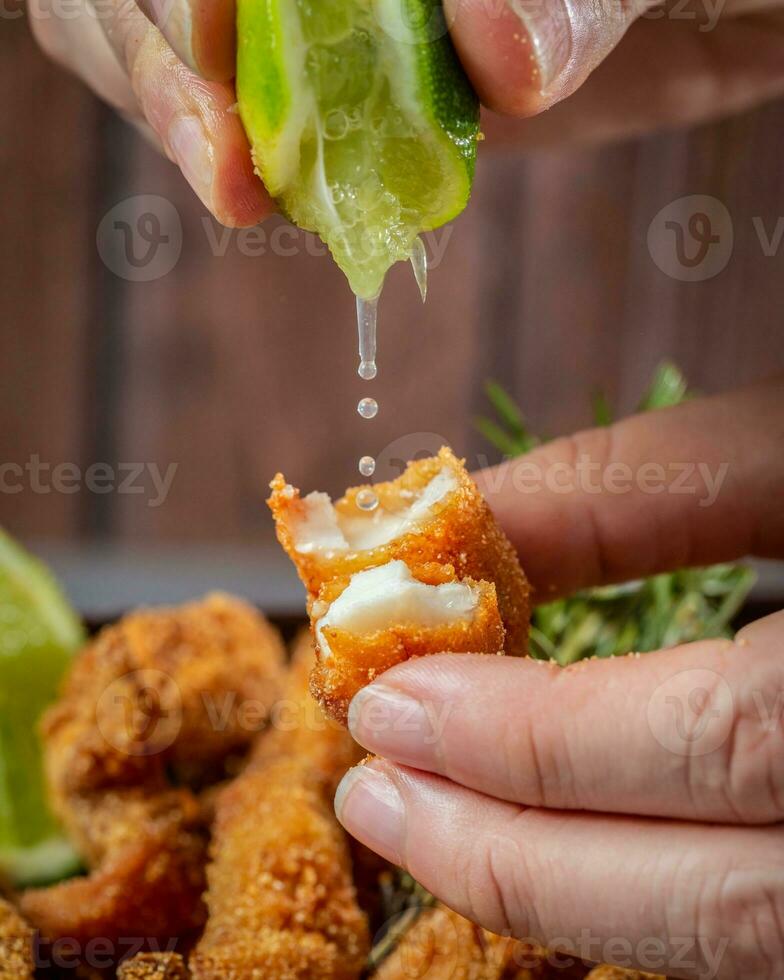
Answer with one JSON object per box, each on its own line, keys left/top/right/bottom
{"left": 237, "top": 0, "right": 480, "bottom": 299}
{"left": 0, "top": 530, "right": 84, "bottom": 887}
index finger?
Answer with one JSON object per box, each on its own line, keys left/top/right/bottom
{"left": 475, "top": 378, "right": 784, "bottom": 599}
{"left": 347, "top": 611, "right": 784, "bottom": 825}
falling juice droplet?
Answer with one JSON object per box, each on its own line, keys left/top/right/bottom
{"left": 409, "top": 236, "right": 428, "bottom": 303}
{"left": 357, "top": 397, "right": 378, "bottom": 420}
{"left": 359, "top": 455, "right": 376, "bottom": 477}
{"left": 356, "top": 488, "right": 379, "bottom": 512}
{"left": 356, "top": 294, "right": 379, "bottom": 380}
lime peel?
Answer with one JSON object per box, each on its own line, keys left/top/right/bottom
{"left": 0, "top": 530, "right": 84, "bottom": 886}
{"left": 237, "top": 0, "right": 480, "bottom": 299}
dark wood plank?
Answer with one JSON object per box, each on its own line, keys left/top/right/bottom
{"left": 0, "top": 17, "right": 101, "bottom": 538}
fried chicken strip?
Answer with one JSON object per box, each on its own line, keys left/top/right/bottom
{"left": 118, "top": 952, "right": 189, "bottom": 979}
{"left": 23, "top": 596, "right": 286, "bottom": 954}
{"left": 190, "top": 633, "right": 369, "bottom": 980}
{"left": 372, "top": 904, "right": 549, "bottom": 980}
{"left": 269, "top": 447, "right": 530, "bottom": 656}
{"left": 311, "top": 561, "right": 505, "bottom": 722}
{"left": 21, "top": 789, "right": 206, "bottom": 949}
{"left": 0, "top": 898, "right": 34, "bottom": 980}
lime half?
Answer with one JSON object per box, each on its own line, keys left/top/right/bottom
{"left": 0, "top": 530, "right": 84, "bottom": 886}
{"left": 237, "top": 0, "right": 480, "bottom": 299}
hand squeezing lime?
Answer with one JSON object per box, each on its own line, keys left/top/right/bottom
{"left": 0, "top": 530, "right": 84, "bottom": 886}
{"left": 236, "top": 0, "right": 480, "bottom": 299}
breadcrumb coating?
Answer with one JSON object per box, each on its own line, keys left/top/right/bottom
{"left": 311, "top": 565, "right": 505, "bottom": 722}
{"left": 21, "top": 787, "right": 206, "bottom": 948}
{"left": 372, "top": 904, "right": 548, "bottom": 979}
{"left": 0, "top": 898, "right": 33, "bottom": 979}
{"left": 190, "top": 633, "right": 369, "bottom": 980}
{"left": 118, "top": 952, "right": 189, "bottom": 979}
{"left": 41, "top": 593, "right": 286, "bottom": 801}
{"left": 269, "top": 448, "right": 530, "bottom": 657}
{"left": 23, "top": 596, "right": 286, "bottom": 956}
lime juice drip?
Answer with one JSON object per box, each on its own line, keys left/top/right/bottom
{"left": 356, "top": 293, "right": 381, "bottom": 509}
{"left": 357, "top": 397, "right": 378, "bottom": 419}
{"left": 410, "top": 236, "right": 428, "bottom": 302}
{"left": 356, "top": 295, "right": 379, "bottom": 381}
{"left": 356, "top": 488, "right": 379, "bottom": 511}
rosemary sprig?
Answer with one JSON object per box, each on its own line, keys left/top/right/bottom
{"left": 476, "top": 362, "right": 755, "bottom": 665}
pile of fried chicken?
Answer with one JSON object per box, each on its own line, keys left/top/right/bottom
{"left": 1, "top": 595, "right": 660, "bottom": 980}
{"left": 0, "top": 452, "right": 664, "bottom": 979}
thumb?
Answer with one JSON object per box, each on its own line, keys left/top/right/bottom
{"left": 445, "top": 0, "right": 651, "bottom": 116}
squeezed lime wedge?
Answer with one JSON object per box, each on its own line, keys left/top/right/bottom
{"left": 0, "top": 530, "right": 84, "bottom": 886}
{"left": 237, "top": 0, "right": 480, "bottom": 299}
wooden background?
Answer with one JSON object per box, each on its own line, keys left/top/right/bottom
{"left": 2, "top": 13, "right": 783, "bottom": 613}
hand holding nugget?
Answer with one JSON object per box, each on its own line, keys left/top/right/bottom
{"left": 335, "top": 382, "right": 784, "bottom": 980}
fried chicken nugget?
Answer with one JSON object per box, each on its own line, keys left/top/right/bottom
{"left": 23, "top": 596, "right": 286, "bottom": 955}
{"left": 372, "top": 904, "right": 549, "bottom": 980}
{"left": 310, "top": 561, "right": 505, "bottom": 722}
{"left": 190, "top": 634, "right": 369, "bottom": 980}
{"left": 42, "top": 593, "right": 287, "bottom": 799}
{"left": 0, "top": 898, "right": 34, "bottom": 979}
{"left": 118, "top": 952, "right": 189, "bottom": 979}
{"left": 268, "top": 447, "right": 530, "bottom": 657}
{"left": 21, "top": 789, "right": 206, "bottom": 949}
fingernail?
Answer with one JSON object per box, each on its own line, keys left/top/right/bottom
{"left": 507, "top": 0, "right": 571, "bottom": 92}
{"left": 147, "top": 0, "right": 196, "bottom": 67}
{"left": 334, "top": 764, "right": 406, "bottom": 865}
{"left": 168, "top": 115, "right": 213, "bottom": 210}
{"left": 348, "top": 684, "right": 444, "bottom": 771}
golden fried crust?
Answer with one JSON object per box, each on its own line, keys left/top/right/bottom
{"left": 0, "top": 899, "right": 34, "bottom": 979}
{"left": 190, "top": 637, "right": 369, "bottom": 980}
{"left": 42, "top": 593, "right": 287, "bottom": 803}
{"left": 25, "top": 597, "right": 285, "bottom": 956}
{"left": 21, "top": 789, "right": 206, "bottom": 948}
{"left": 372, "top": 904, "right": 548, "bottom": 980}
{"left": 311, "top": 567, "right": 505, "bottom": 723}
{"left": 268, "top": 448, "right": 531, "bottom": 658}
{"left": 118, "top": 953, "right": 189, "bottom": 979}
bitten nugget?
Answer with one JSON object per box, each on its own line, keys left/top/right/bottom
{"left": 118, "top": 953, "right": 190, "bottom": 979}
{"left": 311, "top": 561, "right": 505, "bottom": 721}
{"left": 372, "top": 904, "right": 548, "bottom": 980}
{"left": 0, "top": 898, "right": 34, "bottom": 979}
{"left": 269, "top": 447, "right": 530, "bottom": 656}
{"left": 190, "top": 634, "right": 369, "bottom": 980}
